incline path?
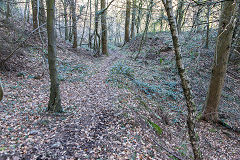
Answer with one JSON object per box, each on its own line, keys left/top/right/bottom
{"left": 45, "top": 49, "right": 168, "bottom": 159}
{"left": 0, "top": 46, "right": 169, "bottom": 159}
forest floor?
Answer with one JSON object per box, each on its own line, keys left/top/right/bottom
{"left": 0, "top": 19, "right": 240, "bottom": 160}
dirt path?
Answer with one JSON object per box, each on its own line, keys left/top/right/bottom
{"left": 0, "top": 46, "right": 171, "bottom": 159}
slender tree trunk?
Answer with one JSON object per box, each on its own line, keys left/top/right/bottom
{"left": 180, "top": 3, "right": 190, "bottom": 31}
{"left": 202, "top": 0, "right": 237, "bottom": 122}
{"left": 80, "top": 0, "right": 90, "bottom": 46}
{"left": 69, "top": 6, "right": 73, "bottom": 42}
{"left": 124, "top": 0, "right": 131, "bottom": 43}
{"left": 136, "top": 0, "right": 142, "bottom": 34}
{"left": 101, "top": 0, "right": 108, "bottom": 55}
{"left": 94, "top": 0, "right": 100, "bottom": 55}
{"left": 130, "top": 0, "right": 136, "bottom": 39}
{"left": 135, "top": 0, "right": 154, "bottom": 60}
{"left": 27, "top": 0, "right": 30, "bottom": 22}
{"left": 58, "top": 8, "right": 62, "bottom": 38}
{"left": 46, "top": 0, "right": 63, "bottom": 113}
{"left": 88, "top": 0, "right": 92, "bottom": 48}
{"left": 32, "top": 0, "right": 38, "bottom": 29}
{"left": 0, "top": 80, "right": 3, "bottom": 102}
{"left": 160, "top": 8, "right": 164, "bottom": 31}
{"left": 62, "top": 0, "right": 69, "bottom": 40}
{"left": 161, "top": 0, "right": 202, "bottom": 159}
{"left": 72, "top": 0, "right": 77, "bottom": 48}
{"left": 205, "top": 2, "right": 211, "bottom": 49}
{"left": 176, "top": 0, "right": 184, "bottom": 33}
{"left": 24, "top": 0, "right": 30, "bottom": 29}
{"left": 39, "top": 0, "right": 46, "bottom": 26}
{"left": 230, "top": 1, "right": 240, "bottom": 62}
{"left": 191, "top": 6, "right": 203, "bottom": 31}
{"left": 5, "top": 0, "right": 10, "bottom": 21}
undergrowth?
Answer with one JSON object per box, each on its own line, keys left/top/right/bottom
{"left": 57, "top": 60, "right": 89, "bottom": 82}
{"left": 107, "top": 61, "right": 185, "bottom": 126}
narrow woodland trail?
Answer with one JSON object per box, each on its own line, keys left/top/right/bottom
{"left": 0, "top": 44, "right": 167, "bottom": 159}
{"left": 43, "top": 49, "right": 169, "bottom": 159}
{"left": 33, "top": 49, "right": 166, "bottom": 159}
{"left": 47, "top": 50, "right": 131, "bottom": 159}
{"left": 1, "top": 42, "right": 239, "bottom": 159}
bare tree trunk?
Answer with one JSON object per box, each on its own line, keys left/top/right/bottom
{"left": 161, "top": 0, "right": 202, "bottom": 159}
{"left": 94, "top": 0, "right": 100, "bottom": 55}
{"left": 191, "top": 5, "right": 203, "bottom": 31}
{"left": 24, "top": 0, "right": 30, "bottom": 29}
{"left": 80, "top": 0, "right": 90, "bottom": 46}
{"left": 202, "top": 0, "right": 237, "bottom": 122}
{"left": 124, "top": 0, "right": 131, "bottom": 43}
{"left": 130, "top": 0, "right": 136, "bottom": 39}
{"left": 39, "top": 0, "right": 46, "bottom": 26}
{"left": 88, "top": 0, "right": 92, "bottom": 48}
{"left": 0, "top": 80, "right": 3, "bottom": 102}
{"left": 69, "top": 6, "right": 73, "bottom": 42}
{"left": 32, "top": 0, "right": 38, "bottom": 29}
{"left": 5, "top": 0, "right": 10, "bottom": 21}
{"left": 205, "top": 2, "right": 211, "bottom": 49}
{"left": 176, "top": 0, "right": 184, "bottom": 33}
{"left": 46, "top": 0, "right": 62, "bottom": 112}
{"left": 101, "top": 0, "right": 108, "bottom": 55}
{"left": 27, "top": 1, "right": 30, "bottom": 23}
{"left": 72, "top": 0, "right": 78, "bottom": 48}
{"left": 230, "top": 1, "right": 240, "bottom": 62}
{"left": 160, "top": 8, "right": 164, "bottom": 31}
{"left": 135, "top": 0, "right": 154, "bottom": 60}
{"left": 58, "top": 8, "right": 62, "bottom": 38}
{"left": 136, "top": 0, "right": 143, "bottom": 34}
{"left": 61, "top": 0, "right": 69, "bottom": 40}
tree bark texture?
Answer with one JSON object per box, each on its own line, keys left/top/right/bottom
{"left": 176, "top": 0, "right": 184, "bottom": 33}
{"left": 101, "top": 0, "right": 108, "bottom": 55}
{"left": 46, "top": 0, "right": 63, "bottom": 112}
{"left": 39, "top": 0, "right": 46, "bottom": 26}
{"left": 230, "top": 1, "right": 240, "bottom": 62}
{"left": 31, "top": 0, "right": 38, "bottom": 29}
{"left": 136, "top": 0, "right": 142, "bottom": 34}
{"left": 161, "top": 0, "right": 202, "bottom": 159}
{"left": 69, "top": 5, "right": 73, "bottom": 42}
{"left": 71, "top": 0, "right": 78, "bottom": 48}
{"left": 62, "top": 0, "right": 69, "bottom": 40}
{"left": 202, "top": 0, "right": 237, "bottom": 122}
{"left": 130, "top": 0, "right": 136, "bottom": 39}
{"left": 0, "top": 80, "right": 3, "bottom": 102}
{"left": 205, "top": 2, "right": 211, "bottom": 49}
{"left": 124, "top": 0, "right": 131, "bottom": 43}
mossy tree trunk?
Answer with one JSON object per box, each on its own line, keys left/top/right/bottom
{"left": 46, "top": 0, "right": 63, "bottom": 113}
{"left": 202, "top": 0, "right": 237, "bottom": 122}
